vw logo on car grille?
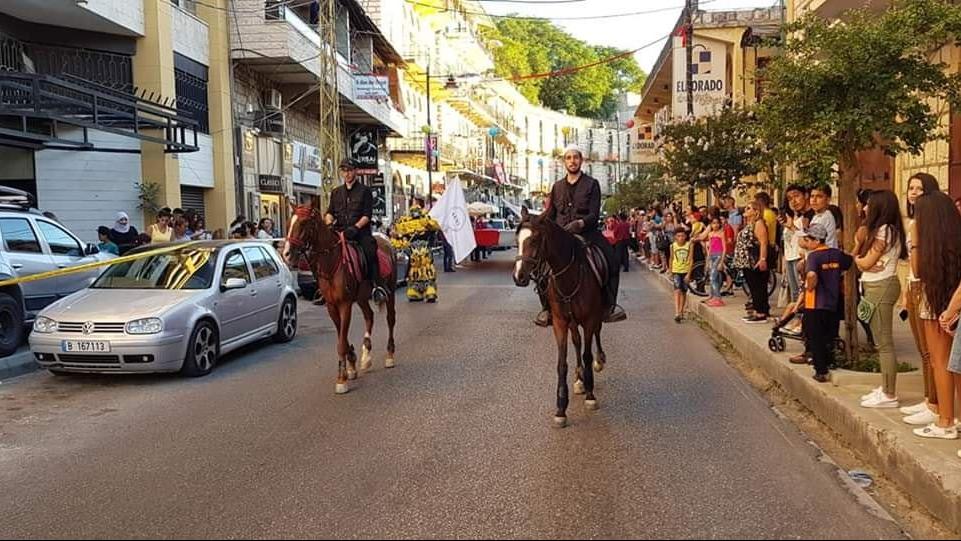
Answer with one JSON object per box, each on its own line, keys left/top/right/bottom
{"left": 82, "top": 321, "right": 95, "bottom": 335}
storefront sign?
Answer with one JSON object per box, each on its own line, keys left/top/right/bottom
{"left": 371, "top": 175, "right": 386, "bottom": 221}
{"left": 672, "top": 36, "right": 728, "bottom": 118}
{"left": 350, "top": 129, "right": 379, "bottom": 174}
{"left": 492, "top": 160, "right": 507, "bottom": 185}
{"left": 354, "top": 76, "right": 390, "bottom": 101}
{"left": 258, "top": 175, "right": 284, "bottom": 193}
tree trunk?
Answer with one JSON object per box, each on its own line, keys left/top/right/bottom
{"left": 838, "top": 151, "right": 861, "bottom": 366}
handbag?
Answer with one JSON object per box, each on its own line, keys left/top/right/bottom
{"left": 857, "top": 296, "right": 876, "bottom": 325}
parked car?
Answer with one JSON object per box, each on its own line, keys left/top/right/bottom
{"left": 29, "top": 241, "right": 298, "bottom": 376}
{"left": 0, "top": 187, "right": 115, "bottom": 357}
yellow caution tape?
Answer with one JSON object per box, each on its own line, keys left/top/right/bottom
{"left": 0, "top": 241, "right": 205, "bottom": 289}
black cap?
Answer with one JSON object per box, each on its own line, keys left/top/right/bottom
{"left": 339, "top": 158, "right": 358, "bottom": 170}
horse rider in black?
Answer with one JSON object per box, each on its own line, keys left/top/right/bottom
{"left": 534, "top": 145, "right": 626, "bottom": 327}
{"left": 326, "top": 158, "right": 388, "bottom": 303}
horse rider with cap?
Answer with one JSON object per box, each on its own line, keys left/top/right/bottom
{"left": 326, "top": 158, "right": 389, "bottom": 303}
{"left": 534, "top": 144, "right": 627, "bottom": 326}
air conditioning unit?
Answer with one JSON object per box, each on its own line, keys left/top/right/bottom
{"left": 265, "top": 89, "right": 283, "bottom": 111}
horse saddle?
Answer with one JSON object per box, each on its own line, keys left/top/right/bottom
{"left": 343, "top": 240, "right": 392, "bottom": 282}
{"left": 572, "top": 235, "right": 608, "bottom": 288}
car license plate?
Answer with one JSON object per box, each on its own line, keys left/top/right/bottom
{"left": 61, "top": 340, "right": 111, "bottom": 353}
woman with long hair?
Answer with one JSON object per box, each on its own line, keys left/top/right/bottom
{"left": 899, "top": 173, "right": 943, "bottom": 424}
{"left": 911, "top": 191, "right": 961, "bottom": 440}
{"left": 733, "top": 201, "right": 769, "bottom": 323}
{"left": 854, "top": 190, "right": 907, "bottom": 408}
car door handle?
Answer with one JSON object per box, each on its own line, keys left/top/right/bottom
{"left": 11, "top": 264, "right": 22, "bottom": 270}
{"left": 57, "top": 264, "right": 68, "bottom": 269}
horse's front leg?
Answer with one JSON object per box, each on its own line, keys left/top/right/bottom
{"left": 571, "top": 323, "right": 585, "bottom": 396}
{"left": 552, "top": 315, "right": 570, "bottom": 428}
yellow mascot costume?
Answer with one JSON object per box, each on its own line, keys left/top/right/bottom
{"left": 391, "top": 204, "right": 440, "bottom": 303}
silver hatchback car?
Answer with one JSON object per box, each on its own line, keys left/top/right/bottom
{"left": 29, "top": 241, "right": 299, "bottom": 376}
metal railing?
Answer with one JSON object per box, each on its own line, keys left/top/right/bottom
{"left": 0, "top": 72, "right": 199, "bottom": 152}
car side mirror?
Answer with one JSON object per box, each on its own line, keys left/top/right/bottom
{"left": 85, "top": 243, "right": 99, "bottom": 256}
{"left": 221, "top": 277, "right": 247, "bottom": 291}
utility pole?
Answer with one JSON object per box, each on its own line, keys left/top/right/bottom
{"left": 685, "top": 0, "right": 697, "bottom": 208}
{"left": 426, "top": 58, "right": 433, "bottom": 207}
{"left": 318, "top": 0, "right": 342, "bottom": 211}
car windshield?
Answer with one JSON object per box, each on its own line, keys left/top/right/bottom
{"left": 92, "top": 247, "right": 217, "bottom": 290}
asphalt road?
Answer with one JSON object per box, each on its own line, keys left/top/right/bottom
{"left": 0, "top": 252, "right": 906, "bottom": 539}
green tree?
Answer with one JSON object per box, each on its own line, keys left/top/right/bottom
{"left": 483, "top": 19, "right": 646, "bottom": 118}
{"left": 756, "top": 0, "right": 961, "bottom": 361}
{"left": 658, "top": 106, "right": 767, "bottom": 200}
{"left": 604, "top": 164, "right": 680, "bottom": 214}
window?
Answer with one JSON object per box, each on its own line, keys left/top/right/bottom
{"left": 243, "top": 246, "right": 279, "bottom": 280}
{"left": 36, "top": 220, "right": 82, "bottom": 257}
{"left": 0, "top": 218, "right": 41, "bottom": 253}
{"left": 222, "top": 250, "right": 251, "bottom": 283}
{"left": 175, "top": 53, "right": 210, "bottom": 133}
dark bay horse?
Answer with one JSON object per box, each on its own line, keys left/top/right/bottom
{"left": 284, "top": 204, "right": 397, "bottom": 395}
{"left": 513, "top": 208, "right": 607, "bottom": 427}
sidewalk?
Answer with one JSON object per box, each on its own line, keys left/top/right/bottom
{"left": 643, "top": 260, "right": 961, "bottom": 533}
{"left": 0, "top": 345, "right": 37, "bottom": 381}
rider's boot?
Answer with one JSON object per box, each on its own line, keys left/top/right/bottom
{"left": 604, "top": 305, "right": 627, "bottom": 323}
{"left": 534, "top": 309, "right": 552, "bottom": 327}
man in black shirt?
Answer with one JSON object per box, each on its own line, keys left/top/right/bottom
{"left": 534, "top": 145, "right": 626, "bottom": 326}
{"left": 326, "top": 159, "right": 388, "bottom": 302}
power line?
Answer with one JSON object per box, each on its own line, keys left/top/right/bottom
{"left": 403, "top": 0, "right": 714, "bottom": 20}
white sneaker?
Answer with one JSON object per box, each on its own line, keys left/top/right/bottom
{"left": 900, "top": 401, "right": 928, "bottom": 415}
{"left": 903, "top": 408, "right": 938, "bottom": 426}
{"left": 913, "top": 423, "right": 959, "bottom": 440}
{"left": 861, "top": 394, "right": 899, "bottom": 409}
{"left": 860, "top": 387, "right": 883, "bottom": 402}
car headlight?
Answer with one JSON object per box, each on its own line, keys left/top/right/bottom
{"left": 126, "top": 318, "right": 163, "bottom": 335}
{"left": 33, "top": 316, "right": 58, "bottom": 333}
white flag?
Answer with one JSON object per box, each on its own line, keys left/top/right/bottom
{"left": 429, "top": 179, "right": 477, "bottom": 263}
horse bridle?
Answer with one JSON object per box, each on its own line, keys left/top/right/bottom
{"left": 287, "top": 207, "right": 344, "bottom": 279}
{"left": 516, "top": 225, "right": 583, "bottom": 304}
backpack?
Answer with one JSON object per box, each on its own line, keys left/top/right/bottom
{"left": 655, "top": 231, "right": 671, "bottom": 252}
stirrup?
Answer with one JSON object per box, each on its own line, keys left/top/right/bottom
{"left": 372, "top": 285, "right": 389, "bottom": 302}
{"left": 534, "top": 310, "right": 552, "bottom": 327}
{"left": 604, "top": 305, "right": 627, "bottom": 323}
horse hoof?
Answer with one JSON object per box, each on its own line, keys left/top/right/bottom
{"left": 593, "top": 361, "right": 604, "bottom": 373}
{"left": 385, "top": 356, "right": 396, "bottom": 369}
{"left": 335, "top": 383, "right": 350, "bottom": 395}
{"left": 552, "top": 416, "right": 567, "bottom": 428}
{"left": 573, "top": 380, "right": 585, "bottom": 395}
{"left": 585, "top": 400, "right": 599, "bottom": 411}
{"left": 360, "top": 346, "right": 372, "bottom": 372}
{"left": 347, "top": 369, "right": 357, "bottom": 381}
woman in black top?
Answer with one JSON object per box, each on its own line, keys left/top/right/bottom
{"left": 108, "top": 211, "right": 140, "bottom": 255}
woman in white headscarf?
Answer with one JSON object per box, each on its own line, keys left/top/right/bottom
{"left": 108, "top": 211, "right": 140, "bottom": 255}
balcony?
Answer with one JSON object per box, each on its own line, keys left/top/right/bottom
{"left": 0, "top": 0, "right": 144, "bottom": 37}
{"left": 793, "top": 0, "right": 887, "bottom": 20}
{"left": 230, "top": 0, "right": 320, "bottom": 84}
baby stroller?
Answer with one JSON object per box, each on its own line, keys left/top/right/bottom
{"left": 768, "top": 304, "right": 847, "bottom": 355}
{"left": 768, "top": 310, "right": 805, "bottom": 352}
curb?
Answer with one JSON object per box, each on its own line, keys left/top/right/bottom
{"left": 647, "top": 268, "right": 961, "bottom": 533}
{"left": 0, "top": 347, "right": 38, "bottom": 381}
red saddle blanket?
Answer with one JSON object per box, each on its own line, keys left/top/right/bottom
{"left": 342, "top": 237, "right": 392, "bottom": 281}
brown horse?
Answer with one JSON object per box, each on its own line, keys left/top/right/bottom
{"left": 513, "top": 208, "right": 607, "bottom": 428}
{"left": 283, "top": 204, "right": 397, "bottom": 395}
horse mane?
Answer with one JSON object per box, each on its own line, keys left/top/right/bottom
{"left": 532, "top": 215, "right": 580, "bottom": 267}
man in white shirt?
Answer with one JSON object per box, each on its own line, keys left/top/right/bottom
{"left": 809, "top": 184, "right": 838, "bottom": 249}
